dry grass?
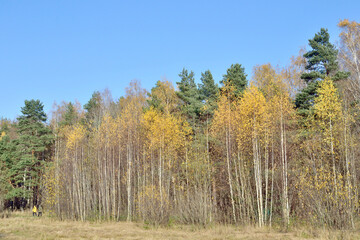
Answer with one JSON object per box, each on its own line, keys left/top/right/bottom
{"left": 0, "top": 212, "right": 359, "bottom": 239}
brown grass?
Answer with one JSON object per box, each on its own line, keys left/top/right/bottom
{"left": 0, "top": 212, "right": 359, "bottom": 239}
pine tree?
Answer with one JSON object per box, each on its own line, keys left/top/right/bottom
{"left": 198, "top": 70, "right": 219, "bottom": 117}
{"left": 60, "top": 102, "right": 78, "bottom": 127}
{"left": 84, "top": 91, "right": 102, "bottom": 127}
{"left": 295, "top": 28, "right": 349, "bottom": 116}
{"left": 221, "top": 63, "right": 248, "bottom": 97}
{"left": 0, "top": 128, "right": 15, "bottom": 208}
{"left": 13, "top": 100, "right": 53, "bottom": 208}
{"left": 176, "top": 68, "right": 202, "bottom": 126}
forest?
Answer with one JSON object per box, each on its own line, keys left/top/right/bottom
{"left": 1, "top": 19, "right": 360, "bottom": 230}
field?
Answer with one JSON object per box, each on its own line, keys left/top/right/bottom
{"left": 1, "top": 212, "right": 360, "bottom": 240}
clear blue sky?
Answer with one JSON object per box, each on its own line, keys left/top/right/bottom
{"left": 1, "top": 0, "right": 359, "bottom": 120}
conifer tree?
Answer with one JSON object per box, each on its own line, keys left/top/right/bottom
{"left": 295, "top": 28, "right": 349, "bottom": 115}
{"left": 198, "top": 70, "right": 219, "bottom": 117}
{"left": 84, "top": 91, "right": 102, "bottom": 127}
{"left": 176, "top": 68, "right": 202, "bottom": 126}
{"left": 221, "top": 63, "right": 247, "bottom": 97}
{"left": 12, "top": 100, "right": 53, "bottom": 207}
{"left": 0, "top": 128, "right": 14, "bottom": 208}
{"left": 60, "top": 102, "right": 78, "bottom": 127}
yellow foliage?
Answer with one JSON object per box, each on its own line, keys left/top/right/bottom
{"left": 0, "top": 131, "right": 5, "bottom": 140}
{"left": 296, "top": 166, "right": 356, "bottom": 226}
{"left": 314, "top": 78, "right": 342, "bottom": 122}
{"left": 137, "top": 185, "right": 170, "bottom": 224}
{"left": 65, "top": 124, "right": 87, "bottom": 150}
{"left": 143, "top": 107, "right": 186, "bottom": 163}
{"left": 211, "top": 94, "right": 233, "bottom": 137}
{"left": 150, "top": 80, "right": 178, "bottom": 114}
{"left": 42, "top": 163, "right": 60, "bottom": 212}
{"left": 99, "top": 113, "right": 118, "bottom": 147}
{"left": 309, "top": 77, "right": 343, "bottom": 157}
{"left": 235, "top": 84, "right": 268, "bottom": 149}
{"left": 338, "top": 19, "right": 360, "bottom": 29}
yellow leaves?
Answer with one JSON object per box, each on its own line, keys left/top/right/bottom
{"left": 338, "top": 19, "right": 350, "bottom": 28}
{"left": 0, "top": 131, "right": 5, "bottom": 140}
{"left": 253, "top": 63, "right": 295, "bottom": 100}
{"left": 314, "top": 78, "right": 342, "bottom": 121}
{"left": 65, "top": 124, "right": 86, "bottom": 150}
{"left": 181, "top": 120, "right": 192, "bottom": 140}
{"left": 239, "top": 84, "right": 267, "bottom": 118}
{"left": 235, "top": 84, "right": 268, "bottom": 147}
{"left": 42, "top": 163, "right": 60, "bottom": 211}
{"left": 137, "top": 184, "right": 170, "bottom": 223}
{"left": 311, "top": 78, "right": 343, "bottom": 152}
{"left": 253, "top": 64, "right": 279, "bottom": 98}
{"left": 296, "top": 165, "right": 355, "bottom": 222}
{"left": 212, "top": 82, "right": 293, "bottom": 152}
{"left": 120, "top": 80, "right": 148, "bottom": 132}
{"left": 150, "top": 80, "right": 178, "bottom": 114}
{"left": 211, "top": 94, "right": 233, "bottom": 136}
{"left": 99, "top": 113, "right": 118, "bottom": 147}
{"left": 143, "top": 107, "right": 185, "bottom": 155}
{"left": 338, "top": 19, "right": 360, "bottom": 29}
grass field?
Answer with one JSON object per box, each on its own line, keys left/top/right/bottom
{"left": 1, "top": 212, "right": 360, "bottom": 239}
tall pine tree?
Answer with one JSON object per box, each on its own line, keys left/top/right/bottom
{"left": 198, "top": 70, "right": 219, "bottom": 118}
{"left": 12, "top": 100, "right": 53, "bottom": 208}
{"left": 221, "top": 63, "right": 248, "bottom": 97}
{"left": 60, "top": 102, "right": 78, "bottom": 127}
{"left": 295, "top": 28, "right": 349, "bottom": 116}
{"left": 176, "top": 68, "right": 202, "bottom": 126}
{"left": 84, "top": 91, "right": 102, "bottom": 127}
{"left": 0, "top": 121, "right": 16, "bottom": 209}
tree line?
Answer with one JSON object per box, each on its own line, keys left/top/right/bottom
{"left": 1, "top": 19, "right": 360, "bottom": 229}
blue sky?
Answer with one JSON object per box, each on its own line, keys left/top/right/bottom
{"left": 1, "top": 0, "right": 359, "bottom": 120}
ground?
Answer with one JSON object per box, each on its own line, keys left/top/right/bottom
{"left": 0, "top": 212, "right": 359, "bottom": 239}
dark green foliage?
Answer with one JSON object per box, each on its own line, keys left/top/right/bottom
{"left": 11, "top": 100, "right": 53, "bottom": 207}
{"left": 60, "top": 102, "right": 78, "bottom": 126}
{"left": 17, "top": 100, "right": 53, "bottom": 155}
{"left": 147, "top": 80, "right": 174, "bottom": 113}
{"left": 294, "top": 81, "right": 318, "bottom": 115}
{"left": 221, "top": 63, "right": 247, "bottom": 97}
{"left": 84, "top": 91, "right": 102, "bottom": 126}
{"left": 296, "top": 28, "right": 350, "bottom": 116}
{"left": 301, "top": 28, "right": 338, "bottom": 81}
{"left": 0, "top": 119, "right": 16, "bottom": 204}
{"left": 199, "top": 70, "right": 218, "bottom": 101}
{"left": 176, "top": 68, "right": 202, "bottom": 125}
{"left": 332, "top": 71, "right": 351, "bottom": 81}
{"left": 0, "top": 133, "right": 13, "bottom": 207}
{"left": 198, "top": 70, "right": 219, "bottom": 117}
{"left": 147, "top": 83, "right": 162, "bottom": 111}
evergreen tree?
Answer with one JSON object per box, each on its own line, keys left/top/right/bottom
{"left": 147, "top": 83, "right": 162, "bottom": 111}
{"left": 198, "top": 70, "right": 219, "bottom": 117}
{"left": 295, "top": 28, "right": 349, "bottom": 115}
{"left": 0, "top": 124, "right": 14, "bottom": 208}
{"left": 176, "top": 68, "right": 202, "bottom": 125}
{"left": 60, "top": 102, "right": 78, "bottom": 126}
{"left": 0, "top": 134, "right": 18, "bottom": 208}
{"left": 11, "top": 100, "right": 53, "bottom": 208}
{"left": 84, "top": 91, "right": 102, "bottom": 127}
{"left": 221, "top": 63, "right": 248, "bottom": 97}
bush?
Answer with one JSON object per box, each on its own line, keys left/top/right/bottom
{"left": 137, "top": 185, "right": 170, "bottom": 225}
{"left": 175, "top": 189, "right": 210, "bottom": 226}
